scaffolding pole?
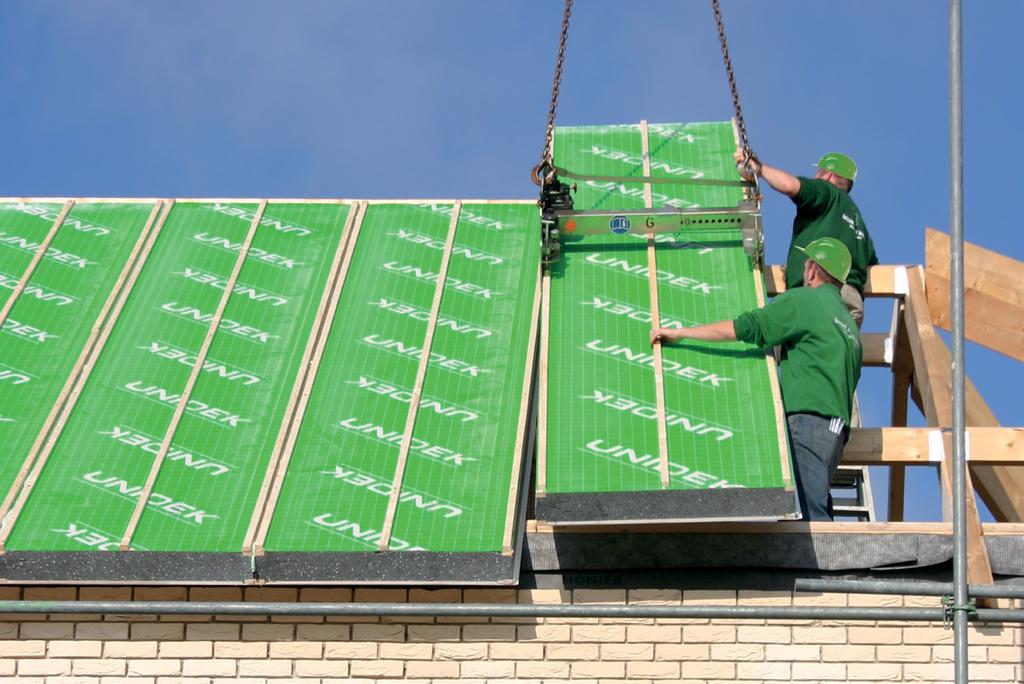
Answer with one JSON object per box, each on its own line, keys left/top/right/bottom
{"left": 0, "top": 600, "right": 1021, "bottom": 622}
{"left": 949, "top": 1, "right": 969, "bottom": 683}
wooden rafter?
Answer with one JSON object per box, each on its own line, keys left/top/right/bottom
{"left": 924, "top": 334, "right": 1022, "bottom": 522}
{"left": 925, "top": 227, "right": 1023, "bottom": 362}
{"left": 903, "top": 265, "right": 994, "bottom": 586}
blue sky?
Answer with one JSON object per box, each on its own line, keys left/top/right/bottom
{"left": 3, "top": 1, "right": 1021, "bottom": 521}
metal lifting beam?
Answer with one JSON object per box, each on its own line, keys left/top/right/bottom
{"left": 550, "top": 202, "right": 763, "bottom": 258}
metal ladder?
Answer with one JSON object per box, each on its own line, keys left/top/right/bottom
{"left": 831, "top": 465, "right": 876, "bottom": 521}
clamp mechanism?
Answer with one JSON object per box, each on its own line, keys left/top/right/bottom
{"left": 941, "top": 594, "right": 978, "bottom": 629}
{"left": 538, "top": 170, "right": 574, "bottom": 265}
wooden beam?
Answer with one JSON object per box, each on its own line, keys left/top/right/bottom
{"left": 905, "top": 260, "right": 1024, "bottom": 521}
{"left": 888, "top": 300, "right": 912, "bottom": 521}
{"left": 766, "top": 264, "right": 901, "bottom": 297}
{"left": 902, "top": 266, "right": 993, "bottom": 585}
{"left": 934, "top": 339, "right": 1023, "bottom": 522}
{"left": 905, "top": 267, "right": 952, "bottom": 425}
{"left": 860, "top": 333, "right": 889, "bottom": 367}
{"left": 925, "top": 227, "right": 1023, "bottom": 362}
{"left": 841, "top": 427, "right": 1023, "bottom": 465}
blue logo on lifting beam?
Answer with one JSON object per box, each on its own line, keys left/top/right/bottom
{"left": 609, "top": 215, "right": 631, "bottom": 235}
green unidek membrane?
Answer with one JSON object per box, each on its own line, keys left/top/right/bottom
{"left": 0, "top": 201, "right": 154, "bottom": 499}
{"left": 5, "top": 202, "right": 350, "bottom": 552}
{"left": 553, "top": 121, "right": 743, "bottom": 211}
{"left": 133, "top": 202, "right": 352, "bottom": 551}
{"left": 265, "top": 202, "right": 538, "bottom": 554}
{"left": 544, "top": 122, "right": 791, "bottom": 518}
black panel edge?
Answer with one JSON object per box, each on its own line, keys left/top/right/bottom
{"left": 524, "top": 531, "right": 954, "bottom": 573}
{"left": 255, "top": 551, "right": 516, "bottom": 585}
{"left": 0, "top": 552, "right": 251, "bottom": 584}
{"left": 534, "top": 487, "right": 797, "bottom": 525}
{"left": 517, "top": 565, "right": 967, "bottom": 591}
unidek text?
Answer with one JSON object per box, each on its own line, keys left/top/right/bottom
{"left": 585, "top": 340, "right": 732, "bottom": 388}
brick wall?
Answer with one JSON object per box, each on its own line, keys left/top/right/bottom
{"left": 0, "top": 585, "right": 1020, "bottom": 683}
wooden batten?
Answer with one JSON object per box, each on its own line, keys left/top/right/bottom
{"left": 0, "top": 200, "right": 74, "bottom": 330}
{"left": 639, "top": 120, "right": 670, "bottom": 489}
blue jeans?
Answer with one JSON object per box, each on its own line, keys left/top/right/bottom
{"left": 787, "top": 413, "right": 848, "bottom": 521}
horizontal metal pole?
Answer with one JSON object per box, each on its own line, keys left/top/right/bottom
{"left": 975, "top": 609, "right": 1024, "bottom": 622}
{"left": 0, "top": 600, "right": 1019, "bottom": 622}
{"left": 795, "top": 577, "right": 1024, "bottom": 599}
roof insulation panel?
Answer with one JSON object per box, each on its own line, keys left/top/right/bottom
{"left": 0, "top": 199, "right": 538, "bottom": 584}
{"left": 536, "top": 121, "right": 796, "bottom": 524}
{"left": 259, "top": 202, "right": 539, "bottom": 584}
{"left": 0, "top": 201, "right": 156, "bottom": 522}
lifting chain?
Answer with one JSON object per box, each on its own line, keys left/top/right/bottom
{"left": 711, "top": 0, "right": 758, "bottom": 172}
{"left": 532, "top": 0, "right": 573, "bottom": 186}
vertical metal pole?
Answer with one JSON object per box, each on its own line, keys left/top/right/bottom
{"left": 949, "top": 1, "right": 968, "bottom": 683}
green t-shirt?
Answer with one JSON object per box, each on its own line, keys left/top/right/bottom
{"left": 785, "top": 177, "right": 879, "bottom": 295}
{"left": 733, "top": 285, "right": 862, "bottom": 423}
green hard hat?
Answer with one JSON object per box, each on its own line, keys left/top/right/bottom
{"left": 796, "top": 237, "right": 852, "bottom": 283}
{"left": 816, "top": 152, "right": 858, "bottom": 181}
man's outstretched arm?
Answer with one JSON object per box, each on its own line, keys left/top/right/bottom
{"left": 734, "top": 149, "right": 800, "bottom": 197}
{"left": 650, "top": 320, "right": 736, "bottom": 346}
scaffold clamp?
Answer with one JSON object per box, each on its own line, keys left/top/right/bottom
{"left": 942, "top": 595, "right": 978, "bottom": 629}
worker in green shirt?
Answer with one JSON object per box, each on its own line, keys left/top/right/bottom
{"left": 650, "top": 238, "right": 862, "bottom": 521}
{"left": 734, "top": 149, "right": 878, "bottom": 327}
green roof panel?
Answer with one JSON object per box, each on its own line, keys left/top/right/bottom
{"left": 0, "top": 201, "right": 155, "bottom": 510}
{"left": 538, "top": 121, "right": 796, "bottom": 523}
{"left": 260, "top": 202, "right": 538, "bottom": 582}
